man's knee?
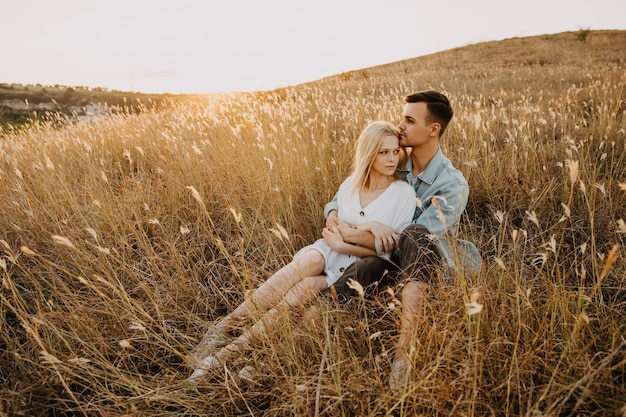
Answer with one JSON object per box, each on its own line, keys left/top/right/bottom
{"left": 399, "top": 224, "right": 432, "bottom": 247}
{"left": 398, "top": 224, "right": 442, "bottom": 281}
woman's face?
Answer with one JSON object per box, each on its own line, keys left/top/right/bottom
{"left": 371, "top": 135, "right": 401, "bottom": 177}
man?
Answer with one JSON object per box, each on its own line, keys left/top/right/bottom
{"left": 324, "top": 90, "right": 481, "bottom": 390}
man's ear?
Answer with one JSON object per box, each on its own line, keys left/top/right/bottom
{"left": 430, "top": 122, "right": 441, "bottom": 137}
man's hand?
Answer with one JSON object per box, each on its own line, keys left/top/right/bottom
{"left": 325, "top": 210, "right": 340, "bottom": 228}
{"left": 359, "top": 221, "right": 399, "bottom": 254}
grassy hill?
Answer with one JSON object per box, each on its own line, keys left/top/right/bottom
{"left": 0, "top": 30, "right": 625, "bottom": 416}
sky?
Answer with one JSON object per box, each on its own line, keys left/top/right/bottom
{"left": 1, "top": 0, "right": 624, "bottom": 94}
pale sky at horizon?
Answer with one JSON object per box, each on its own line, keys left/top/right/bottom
{"left": 1, "top": 0, "right": 624, "bottom": 94}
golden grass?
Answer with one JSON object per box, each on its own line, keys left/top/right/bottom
{"left": 1, "top": 30, "right": 625, "bottom": 416}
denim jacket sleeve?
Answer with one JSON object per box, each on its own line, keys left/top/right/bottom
{"left": 324, "top": 192, "right": 339, "bottom": 219}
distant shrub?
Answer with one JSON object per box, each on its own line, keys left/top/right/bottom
{"left": 576, "top": 28, "right": 591, "bottom": 42}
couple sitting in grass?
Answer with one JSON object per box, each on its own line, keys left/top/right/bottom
{"left": 188, "top": 90, "right": 481, "bottom": 390}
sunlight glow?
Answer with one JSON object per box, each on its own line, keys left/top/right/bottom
{"left": 1, "top": 0, "right": 624, "bottom": 93}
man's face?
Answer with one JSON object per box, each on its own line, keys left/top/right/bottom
{"left": 398, "top": 102, "right": 435, "bottom": 148}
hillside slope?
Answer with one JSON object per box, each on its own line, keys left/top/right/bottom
{"left": 316, "top": 29, "right": 625, "bottom": 94}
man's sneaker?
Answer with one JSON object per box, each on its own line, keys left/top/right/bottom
{"left": 186, "top": 355, "right": 221, "bottom": 384}
{"left": 191, "top": 326, "right": 228, "bottom": 364}
{"left": 389, "top": 357, "right": 410, "bottom": 392}
{"left": 237, "top": 364, "right": 257, "bottom": 383}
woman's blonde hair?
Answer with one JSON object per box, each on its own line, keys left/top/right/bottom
{"left": 350, "top": 121, "right": 405, "bottom": 194}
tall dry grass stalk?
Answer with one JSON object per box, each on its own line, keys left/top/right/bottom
{"left": 1, "top": 30, "right": 625, "bottom": 416}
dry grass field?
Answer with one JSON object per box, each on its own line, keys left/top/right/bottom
{"left": 1, "top": 30, "right": 625, "bottom": 416}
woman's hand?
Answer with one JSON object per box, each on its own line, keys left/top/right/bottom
{"left": 323, "top": 225, "right": 378, "bottom": 258}
{"left": 325, "top": 210, "right": 356, "bottom": 237}
{"left": 322, "top": 226, "right": 346, "bottom": 252}
{"left": 334, "top": 223, "right": 360, "bottom": 244}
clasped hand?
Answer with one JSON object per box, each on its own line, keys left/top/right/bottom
{"left": 321, "top": 225, "right": 346, "bottom": 251}
{"left": 325, "top": 210, "right": 399, "bottom": 254}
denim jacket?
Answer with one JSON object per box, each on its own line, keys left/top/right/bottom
{"left": 324, "top": 148, "right": 481, "bottom": 274}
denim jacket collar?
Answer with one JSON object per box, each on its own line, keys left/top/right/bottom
{"left": 398, "top": 147, "right": 444, "bottom": 185}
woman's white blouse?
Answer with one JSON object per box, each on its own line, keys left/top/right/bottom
{"left": 295, "top": 175, "right": 416, "bottom": 286}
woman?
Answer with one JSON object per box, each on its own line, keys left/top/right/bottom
{"left": 188, "top": 121, "right": 416, "bottom": 381}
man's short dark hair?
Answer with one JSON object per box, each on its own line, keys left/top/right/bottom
{"left": 405, "top": 90, "right": 453, "bottom": 137}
